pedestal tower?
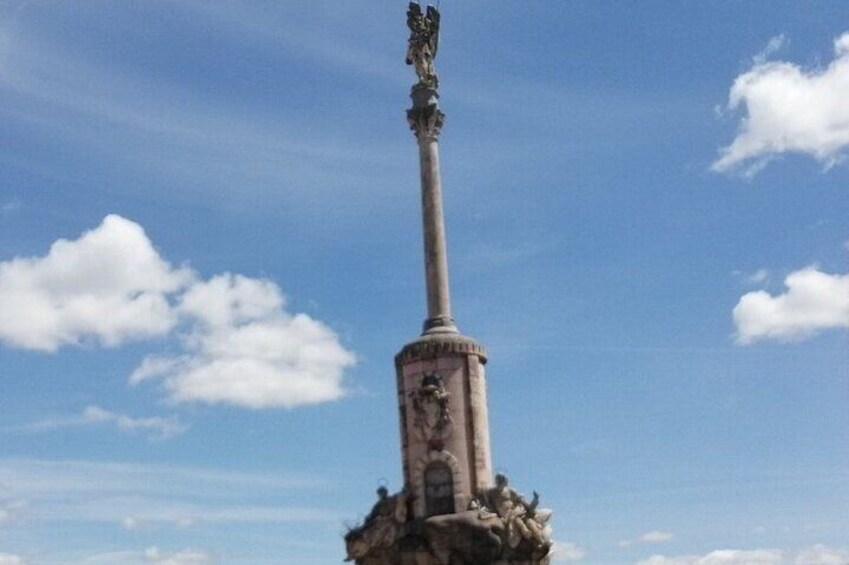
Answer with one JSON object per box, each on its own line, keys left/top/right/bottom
{"left": 345, "top": 4, "right": 553, "bottom": 564}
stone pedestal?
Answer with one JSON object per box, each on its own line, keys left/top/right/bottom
{"left": 395, "top": 333, "right": 493, "bottom": 518}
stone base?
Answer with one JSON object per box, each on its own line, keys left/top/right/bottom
{"left": 347, "top": 514, "right": 551, "bottom": 565}
{"left": 358, "top": 548, "right": 549, "bottom": 565}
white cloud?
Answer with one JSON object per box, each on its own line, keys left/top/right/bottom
{"left": 733, "top": 266, "right": 849, "bottom": 344}
{"left": 7, "top": 406, "right": 187, "bottom": 441}
{"left": 637, "top": 547, "right": 849, "bottom": 565}
{"left": 130, "top": 273, "right": 355, "bottom": 409}
{"left": 795, "top": 545, "right": 849, "bottom": 565}
{"left": 753, "top": 35, "right": 786, "bottom": 65}
{"left": 0, "top": 554, "right": 27, "bottom": 565}
{"left": 620, "top": 532, "right": 675, "bottom": 547}
{"left": 74, "top": 547, "right": 213, "bottom": 565}
{"left": 82, "top": 406, "right": 188, "bottom": 440}
{"left": 745, "top": 269, "right": 770, "bottom": 285}
{"left": 641, "top": 531, "right": 675, "bottom": 543}
{"left": 119, "top": 514, "right": 195, "bottom": 532}
{"left": 637, "top": 549, "right": 784, "bottom": 565}
{"left": 0, "top": 215, "right": 356, "bottom": 409}
{"left": 144, "top": 547, "right": 213, "bottom": 565}
{"left": 713, "top": 32, "right": 849, "bottom": 175}
{"left": 0, "top": 215, "right": 191, "bottom": 351}
{"left": 551, "top": 541, "right": 587, "bottom": 562}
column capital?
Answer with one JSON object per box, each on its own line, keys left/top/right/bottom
{"left": 407, "top": 104, "right": 445, "bottom": 141}
{"left": 407, "top": 85, "right": 445, "bottom": 141}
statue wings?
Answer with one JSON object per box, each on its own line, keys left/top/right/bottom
{"left": 407, "top": 2, "right": 440, "bottom": 59}
{"left": 426, "top": 5, "right": 440, "bottom": 59}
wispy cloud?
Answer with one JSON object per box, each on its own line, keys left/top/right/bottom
{"left": 70, "top": 547, "right": 214, "bottom": 565}
{"left": 0, "top": 458, "right": 338, "bottom": 533}
{"left": 745, "top": 269, "right": 770, "bottom": 285}
{"left": 174, "top": 1, "right": 402, "bottom": 85}
{"left": 619, "top": 531, "right": 674, "bottom": 547}
{"left": 143, "top": 547, "right": 214, "bottom": 565}
{"left": 636, "top": 545, "right": 849, "bottom": 565}
{"left": 1, "top": 199, "right": 21, "bottom": 214}
{"left": 640, "top": 531, "right": 675, "bottom": 543}
{"left": 637, "top": 549, "right": 783, "bottom": 565}
{"left": 0, "top": 14, "right": 406, "bottom": 215}
{"left": 6, "top": 406, "right": 187, "bottom": 441}
{"left": 0, "top": 498, "right": 27, "bottom": 525}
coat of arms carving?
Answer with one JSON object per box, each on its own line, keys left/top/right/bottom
{"left": 410, "top": 373, "right": 452, "bottom": 447}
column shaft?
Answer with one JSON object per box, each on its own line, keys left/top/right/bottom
{"left": 418, "top": 136, "right": 453, "bottom": 329}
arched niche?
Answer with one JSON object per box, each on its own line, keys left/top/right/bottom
{"left": 412, "top": 451, "right": 463, "bottom": 517}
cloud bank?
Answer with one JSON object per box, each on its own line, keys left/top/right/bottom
{"left": 733, "top": 266, "right": 849, "bottom": 344}
{"left": 0, "top": 216, "right": 355, "bottom": 409}
{"left": 638, "top": 546, "right": 849, "bottom": 565}
{"left": 713, "top": 32, "right": 849, "bottom": 175}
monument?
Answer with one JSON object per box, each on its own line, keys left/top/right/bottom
{"left": 345, "top": 4, "right": 554, "bottom": 564}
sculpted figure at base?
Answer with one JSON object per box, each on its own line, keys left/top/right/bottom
{"left": 344, "top": 487, "right": 408, "bottom": 562}
{"left": 345, "top": 475, "right": 552, "bottom": 564}
{"left": 471, "top": 474, "right": 553, "bottom": 559}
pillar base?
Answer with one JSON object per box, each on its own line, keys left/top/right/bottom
{"left": 422, "top": 315, "right": 458, "bottom": 335}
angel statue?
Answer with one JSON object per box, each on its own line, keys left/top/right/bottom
{"left": 406, "top": 2, "right": 440, "bottom": 87}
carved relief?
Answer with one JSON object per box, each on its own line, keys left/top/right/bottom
{"left": 409, "top": 372, "right": 452, "bottom": 449}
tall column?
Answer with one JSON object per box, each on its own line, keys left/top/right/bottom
{"left": 408, "top": 86, "right": 456, "bottom": 335}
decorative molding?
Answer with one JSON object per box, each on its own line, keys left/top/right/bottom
{"left": 396, "top": 335, "right": 487, "bottom": 366}
{"left": 407, "top": 103, "right": 445, "bottom": 141}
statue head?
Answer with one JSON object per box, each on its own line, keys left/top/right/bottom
{"left": 495, "top": 473, "right": 508, "bottom": 488}
{"left": 377, "top": 486, "right": 389, "bottom": 498}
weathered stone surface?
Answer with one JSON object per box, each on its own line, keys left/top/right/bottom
{"left": 395, "top": 333, "right": 491, "bottom": 518}
{"left": 345, "top": 475, "right": 552, "bottom": 565}
{"left": 395, "top": 334, "right": 487, "bottom": 366}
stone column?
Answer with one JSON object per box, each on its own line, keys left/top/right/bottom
{"left": 408, "top": 85, "right": 457, "bottom": 335}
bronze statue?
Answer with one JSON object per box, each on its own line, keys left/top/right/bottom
{"left": 406, "top": 2, "right": 441, "bottom": 87}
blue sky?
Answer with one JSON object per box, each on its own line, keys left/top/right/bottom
{"left": 1, "top": 1, "right": 848, "bottom": 564}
